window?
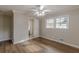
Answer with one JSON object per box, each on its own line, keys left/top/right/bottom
{"left": 45, "top": 16, "right": 69, "bottom": 29}
{"left": 56, "top": 16, "right": 69, "bottom": 29}
{"left": 46, "top": 19, "right": 54, "bottom": 28}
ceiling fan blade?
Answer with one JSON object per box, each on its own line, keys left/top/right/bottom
{"left": 44, "top": 10, "right": 51, "bottom": 12}
{"left": 40, "top": 5, "right": 45, "bottom": 10}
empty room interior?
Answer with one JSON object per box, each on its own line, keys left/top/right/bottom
{"left": 0, "top": 5, "right": 79, "bottom": 53}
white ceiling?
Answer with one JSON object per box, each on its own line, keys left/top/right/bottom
{"left": 0, "top": 5, "right": 79, "bottom": 15}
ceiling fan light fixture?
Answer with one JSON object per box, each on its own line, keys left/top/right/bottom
{"left": 33, "top": 5, "right": 50, "bottom": 16}
{"left": 34, "top": 11, "right": 45, "bottom": 16}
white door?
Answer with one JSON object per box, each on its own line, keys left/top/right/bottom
{"left": 33, "top": 19, "right": 39, "bottom": 37}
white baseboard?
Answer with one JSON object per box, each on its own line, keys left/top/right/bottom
{"left": 41, "top": 36, "right": 79, "bottom": 49}
{"left": 13, "top": 38, "right": 29, "bottom": 44}
{"left": 0, "top": 38, "right": 10, "bottom": 42}
{"left": 13, "top": 36, "right": 39, "bottom": 44}
{"left": 29, "top": 36, "right": 39, "bottom": 40}
{"left": 13, "top": 35, "right": 79, "bottom": 48}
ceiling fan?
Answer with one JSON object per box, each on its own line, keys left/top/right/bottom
{"left": 32, "top": 5, "right": 51, "bottom": 16}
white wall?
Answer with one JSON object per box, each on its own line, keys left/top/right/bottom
{"left": 13, "top": 10, "right": 40, "bottom": 44}
{"left": 40, "top": 9, "right": 79, "bottom": 47}
{"left": 0, "top": 15, "right": 11, "bottom": 41}
{"left": 13, "top": 10, "right": 29, "bottom": 44}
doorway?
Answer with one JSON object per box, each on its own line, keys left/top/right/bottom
{"left": 28, "top": 18, "right": 39, "bottom": 40}
{"left": 28, "top": 19, "right": 34, "bottom": 39}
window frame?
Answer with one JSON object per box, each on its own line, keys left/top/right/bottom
{"left": 55, "top": 15, "right": 69, "bottom": 29}
{"left": 45, "top": 15, "right": 69, "bottom": 30}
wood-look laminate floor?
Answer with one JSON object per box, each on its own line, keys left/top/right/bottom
{"left": 0, "top": 37, "right": 79, "bottom": 53}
